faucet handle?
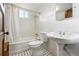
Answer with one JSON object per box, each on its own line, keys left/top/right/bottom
{"left": 59, "top": 32, "right": 65, "bottom": 35}
{"left": 59, "top": 32, "right": 62, "bottom": 34}
{"left": 63, "top": 32, "right": 65, "bottom": 35}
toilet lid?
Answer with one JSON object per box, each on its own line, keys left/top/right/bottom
{"left": 28, "top": 40, "right": 43, "bottom": 45}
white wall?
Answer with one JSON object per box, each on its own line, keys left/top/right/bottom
{"left": 36, "top": 3, "right": 79, "bottom": 34}
{"left": 36, "top": 4, "right": 56, "bottom": 34}
{"left": 19, "top": 13, "right": 35, "bottom": 38}
{"left": 56, "top": 11, "right": 65, "bottom": 21}
{"left": 54, "top": 3, "right": 79, "bottom": 34}
{"left": 15, "top": 7, "right": 36, "bottom": 42}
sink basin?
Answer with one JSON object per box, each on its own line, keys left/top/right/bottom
{"left": 47, "top": 32, "right": 79, "bottom": 44}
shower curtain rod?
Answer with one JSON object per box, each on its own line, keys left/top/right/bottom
{"left": 6, "top": 3, "right": 39, "bottom": 13}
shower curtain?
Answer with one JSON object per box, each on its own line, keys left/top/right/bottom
{"left": 5, "top": 4, "right": 20, "bottom": 43}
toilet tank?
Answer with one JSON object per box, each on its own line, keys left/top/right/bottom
{"left": 39, "top": 32, "right": 47, "bottom": 42}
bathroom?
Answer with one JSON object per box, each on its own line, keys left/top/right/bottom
{"left": 1, "top": 3, "right": 79, "bottom": 56}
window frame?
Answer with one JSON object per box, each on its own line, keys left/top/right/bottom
{"left": 18, "top": 9, "right": 29, "bottom": 19}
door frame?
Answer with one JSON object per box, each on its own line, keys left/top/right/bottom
{"left": 0, "top": 3, "right": 5, "bottom": 56}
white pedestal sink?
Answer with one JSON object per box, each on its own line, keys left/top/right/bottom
{"left": 47, "top": 32, "right": 79, "bottom": 44}
{"left": 47, "top": 32, "right": 79, "bottom": 56}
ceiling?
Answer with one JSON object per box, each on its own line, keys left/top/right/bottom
{"left": 13, "top": 3, "right": 72, "bottom": 12}
{"left": 13, "top": 3, "right": 54, "bottom": 12}
{"left": 13, "top": 3, "right": 48, "bottom": 12}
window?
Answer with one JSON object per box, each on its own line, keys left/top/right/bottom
{"left": 19, "top": 9, "right": 28, "bottom": 18}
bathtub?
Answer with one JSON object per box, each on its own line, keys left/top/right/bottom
{"left": 10, "top": 36, "right": 36, "bottom": 44}
{"left": 9, "top": 36, "right": 36, "bottom": 55}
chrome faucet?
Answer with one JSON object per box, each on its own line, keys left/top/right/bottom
{"left": 59, "top": 32, "right": 65, "bottom": 35}
{"left": 63, "top": 32, "right": 65, "bottom": 35}
{"left": 59, "top": 32, "right": 62, "bottom": 34}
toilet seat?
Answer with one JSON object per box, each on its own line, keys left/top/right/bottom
{"left": 28, "top": 40, "right": 43, "bottom": 47}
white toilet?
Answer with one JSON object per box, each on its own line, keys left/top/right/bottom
{"left": 28, "top": 40, "right": 43, "bottom": 48}
{"left": 27, "top": 33, "right": 47, "bottom": 56}
{"left": 28, "top": 32, "right": 47, "bottom": 48}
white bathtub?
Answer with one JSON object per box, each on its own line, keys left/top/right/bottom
{"left": 10, "top": 36, "right": 36, "bottom": 44}
{"left": 10, "top": 36, "right": 36, "bottom": 54}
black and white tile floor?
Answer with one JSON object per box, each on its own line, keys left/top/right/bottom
{"left": 10, "top": 42, "right": 52, "bottom": 56}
